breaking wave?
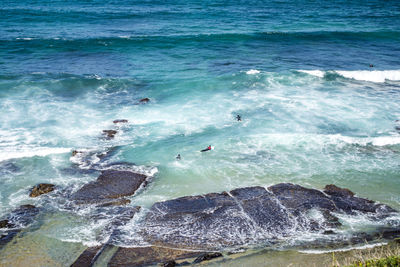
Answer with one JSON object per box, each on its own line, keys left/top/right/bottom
{"left": 298, "top": 69, "right": 400, "bottom": 83}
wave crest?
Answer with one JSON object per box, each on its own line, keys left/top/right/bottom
{"left": 298, "top": 69, "right": 400, "bottom": 83}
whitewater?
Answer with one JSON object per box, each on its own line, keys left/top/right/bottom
{"left": 1, "top": 0, "right": 400, "bottom": 266}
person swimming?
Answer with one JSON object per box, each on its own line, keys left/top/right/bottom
{"left": 236, "top": 114, "right": 241, "bottom": 121}
{"left": 176, "top": 154, "right": 181, "bottom": 160}
{"left": 200, "top": 145, "right": 212, "bottom": 152}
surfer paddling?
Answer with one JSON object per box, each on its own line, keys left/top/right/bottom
{"left": 200, "top": 145, "right": 212, "bottom": 152}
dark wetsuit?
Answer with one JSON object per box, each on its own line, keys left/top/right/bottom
{"left": 201, "top": 146, "right": 212, "bottom": 152}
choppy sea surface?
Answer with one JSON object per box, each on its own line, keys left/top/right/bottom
{"left": 1, "top": 0, "right": 400, "bottom": 265}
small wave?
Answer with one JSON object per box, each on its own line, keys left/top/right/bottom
{"left": 0, "top": 147, "right": 71, "bottom": 162}
{"left": 299, "top": 242, "right": 388, "bottom": 254}
{"left": 246, "top": 69, "right": 260, "bottom": 75}
{"left": 298, "top": 69, "right": 400, "bottom": 83}
{"left": 15, "top": 37, "right": 33, "bottom": 40}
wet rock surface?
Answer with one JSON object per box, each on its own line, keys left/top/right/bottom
{"left": 71, "top": 170, "right": 148, "bottom": 205}
{"left": 69, "top": 183, "right": 399, "bottom": 266}
{"left": 70, "top": 245, "right": 103, "bottom": 267}
{"left": 323, "top": 184, "right": 396, "bottom": 215}
{"left": 108, "top": 246, "right": 203, "bottom": 267}
{"left": 0, "top": 205, "right": 40, "bottom": 248}
{"left": 193, "top": 252, "right": 223, "bottom": 263}
{"left": 140, "top": 183, "right": 398, "bottom": 250}
{"left": 29, "top": 183, "right": 55, "bottom": 197}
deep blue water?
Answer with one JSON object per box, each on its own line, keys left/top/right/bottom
{"left": 1, "top": 0, "right": 400, "bottom": 265}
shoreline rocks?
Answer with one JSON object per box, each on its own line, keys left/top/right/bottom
{"left": 68, "top": 183, "right": 399, "bottom": 266}
{"left": 140, "top": 183, "right": 398, "bottom": 250}
{"left": 29, "top": 183, "right": 55, "bottom": 197}
{"left": 71, "top": 169, "right": 148, "bottom": 205}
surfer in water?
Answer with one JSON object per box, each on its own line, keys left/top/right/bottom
{"left": 201, "top": 145, "right": 212, "bottom": 152}
{"left": 236, "top": 114, "right": 241, "bottom": 121}
{"left": 176, "top": 154, "right": 181, "bottom": 160}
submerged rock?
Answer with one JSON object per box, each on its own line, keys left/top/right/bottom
{"left": 193, "top": 252, "right": 223, "bottom": 263}
{"left": 139, "top": 97, "right": 150, "bottom": 103}
{"left": 113, "top": 119, "right": 128, "bottom": 124}
{"left": 0, "top": 205, "right": 40, "bottom": 248}
{"left": 103, "top": 130, "right": 117, "bottom": 139}
{"left": 108, "top": 246, "right": 202, "bottom": 267}
{"left": 0, "top": 219, "right": 14, "bottom": 229}
{"left": 71, "top": 170, "right": 148, "bottom": 205}
{"left": 29, "top": 183, "right": 55, "bottom": 197}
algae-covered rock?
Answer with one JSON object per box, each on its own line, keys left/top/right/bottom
{"left": 29, "top": 183, "right": 55, "bottom": 197}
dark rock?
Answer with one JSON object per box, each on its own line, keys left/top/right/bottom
{"left": 324, "top": 184, "right": 354, "bottom": 197}
{"left": 193, "top": 252, "right": 223, "bottom": 263}
{"left": 323, "top": 184, "right": 396, "bottom": 215}
{"left": 176, "top": 261, "right": 191, "bottom": 266}
{"left": 162, "top": 260, "right": 176, "bottom": 267}
{"left": 268, "top": 183, "right": 336, "bottom": 212}
{"left": 139, "top": 184, "right": 398, "bottom": 251}
{"left": 230, "top": 187, "right": 295, "bottom": 234}
{"left": 71, "top": 170, "right": 148, "bottom": 205}
{"left": 29, "top": 183, "right": 55, "bottom": 197}
{"left": 0, "top": 219, "right": 14, "bottom": 229}
{"left": 395, "top": 126, "right": 400, "bottom": 131}
{"left": 113, "top": 119, "right": 128, "bottom": 124}
{"left": 97, "top": 198, "right": 131, "bottom": 207}
{"left": 142, "top": 191, "right": 253, "bottom": 249}
{"left": 70, "top": 245, "right": 103, "bottom": 267}
{"left": 139, "top": 98, "right": 150, "bottom": 103}
{"left": 0, "top": 230, "right": 20, "bottom": 247}
{"left": 103, "top": 130, "right": 117, "bottom": 139}
{"left": 71, "top": 150, "right": 82, "bottom": 156}
{"left": 0, "top": 205, "right": 39, "bottom": 248}
{"left": 323, "top": 230, "right": 335, "bottom": 235}
{"left": 321, "top": 210, "right": 342, "bottom": 228}
{"left": 9, "top": 205, "right": 40, "bottom": 226}
{"left": 108, "top": 246, "right": 202, "bottom": 267}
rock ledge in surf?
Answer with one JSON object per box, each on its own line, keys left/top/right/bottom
{"left": 71, "top": 170, "right": 148, "bottom": 205}
{"left": 140, "top": 183, "right": 398, "bottom": 250}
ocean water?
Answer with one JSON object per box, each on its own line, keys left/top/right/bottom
{"left": 1, "top": 0, "right": 400, "bottom": 265}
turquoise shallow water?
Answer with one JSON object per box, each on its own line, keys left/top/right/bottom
{"left": 1, "top": 0, "right": 400, "bottom": 265}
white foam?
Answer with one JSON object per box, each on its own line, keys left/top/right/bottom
{"left": 337, "top": 70, "right": 400, "bottom": 83}
{"left": 335, "top": 135, "right": 400, "bottom": 147}
{"left": 298, "top": 70, "right": 325, "bottom": 78}
{"left": 246, "top": 69, "right": 260, "bottom": 75}
{"left": 298, "top": 69, "right": 400, "bottom": 83}
{"left": 299, "top": 242, "right": 388, "bottom": 254}
{"left": 0, "top": 147, "right": 71, "bottom": 162}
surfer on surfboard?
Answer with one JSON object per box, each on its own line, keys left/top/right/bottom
{"left": 201, "top": 145, "right": 212, "bottom": 152}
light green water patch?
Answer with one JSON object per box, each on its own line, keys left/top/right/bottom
{"left": 0, "top": 218, "right": 85, "bottom": 267}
